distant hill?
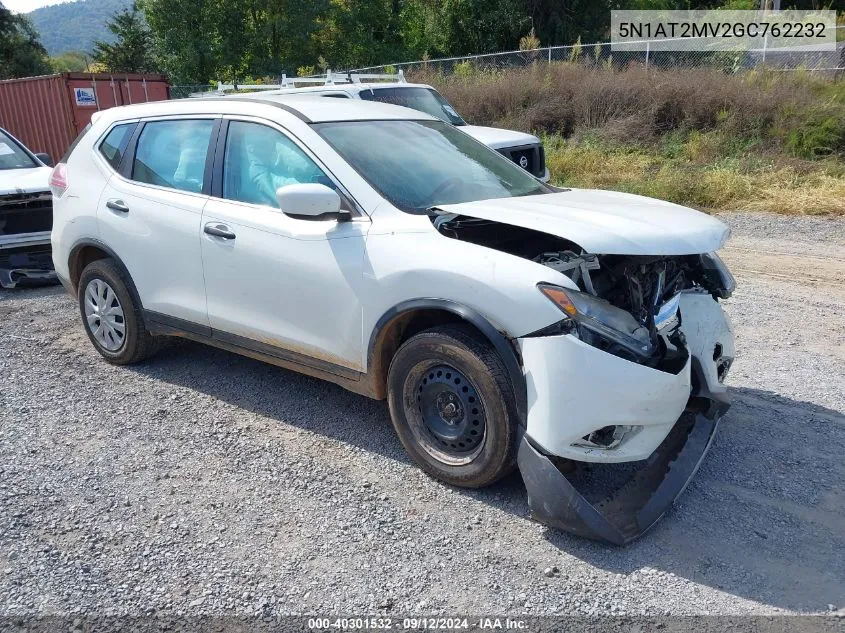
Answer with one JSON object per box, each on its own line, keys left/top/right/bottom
{"left": 28, "top": 0, "right": 132, "bottom": 55}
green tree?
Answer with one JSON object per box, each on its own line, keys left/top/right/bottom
{"left": 246, "top": 0, "right": 329, "bottom": 77}
{"left": 0, "top": 2, "right": 51, "bottom": 79}
{"left": 50, "top": 51, "right": 91, "bottom": 72}
{"left": 312, "top": 0, "right": 405, "bottom": 69}
{"left": 92, "top": 2, "right": 157, "bottom": 73}
{"left": 401, "top": 0, "right": 529, "bottom": 60}
{"left": 140, "top": 0, "right": 222, "bottom": 83}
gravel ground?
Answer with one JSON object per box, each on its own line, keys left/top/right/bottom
{"left": 1, "top": 212, "right": 843, "bottom": 619}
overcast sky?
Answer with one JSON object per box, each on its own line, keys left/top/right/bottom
{"left": 5, "top": 0, "right": 67, "bottom": 13}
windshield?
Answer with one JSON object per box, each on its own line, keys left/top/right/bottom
{"left": 314, "top": 120, "right": 551, "bottom": 214}
{"left": 0, "top": 130, "right": 37, "bottom": 170}
{"left": 359, "top": 87, "right": 466, "bottom": 126}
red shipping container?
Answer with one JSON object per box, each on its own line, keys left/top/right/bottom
{"left": 0, "top": 72, "right": 170, "bottom": 163}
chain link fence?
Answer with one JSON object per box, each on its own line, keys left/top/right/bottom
{"left": 348, "top": 26, "right": 845, "bottom": 77}
{"left": 173, "top": 27, "right": 844, "bottom": 97}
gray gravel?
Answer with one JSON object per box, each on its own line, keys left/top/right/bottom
{"left": 1, "top": 212, "right": 844, "bottom": 618}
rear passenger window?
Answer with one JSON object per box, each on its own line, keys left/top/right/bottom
{"left": 98, "top": 123, "right": 134, "bottom": 170}
{"left": 132, "top": 119, "right": 214, "bottom": 193}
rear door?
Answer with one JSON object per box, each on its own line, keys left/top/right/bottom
{"left": 96, "top": 116, "right": 219, "bottom": 326}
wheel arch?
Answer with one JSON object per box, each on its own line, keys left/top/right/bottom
{"left": 68, "top": 239, "right": 143, "bottom": 309}
{"left": 367, "top": 299, "right": 527, "bottom": 424}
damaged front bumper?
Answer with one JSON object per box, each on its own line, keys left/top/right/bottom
{"left": 1, "top": 190, "right": 56, "bottom": 289}
{"left": 518, "top": 395, "right": 727, "bottom": 545}
{"left": 0, "top": 232, "right": 56, "bottom": 288}
{"left": 516, "top": 292, "right": 734, "bottom": 544}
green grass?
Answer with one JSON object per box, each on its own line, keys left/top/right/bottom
{"left": 544, "top": 133, "right": 845, "bottom": 216}
{"left": 420, "top": 64, "right": 845, "bottom": 215}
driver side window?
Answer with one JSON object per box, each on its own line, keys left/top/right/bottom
{"left": 222, "top": 121, "right": 333, "bottom": 208}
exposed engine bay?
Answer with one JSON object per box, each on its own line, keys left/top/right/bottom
{"left": 434, "top": 215, "right": 735, "bottom": 370}
{"left": 431, "top": 203, "right": 736, "bottom": 545}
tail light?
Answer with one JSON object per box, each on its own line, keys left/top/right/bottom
{"left": 49, "top": 163, "right": 68, "bottom": 198}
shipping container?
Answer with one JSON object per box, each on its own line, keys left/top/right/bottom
{"left": 0, "top": 72, "right": 170, "bottom": 163}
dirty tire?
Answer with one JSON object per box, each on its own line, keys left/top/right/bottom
{"left": 387, "top": 324, "right": 518, "bottom": 488}
{"left": 78, "top": 258, "right": 158, "bottom": 365}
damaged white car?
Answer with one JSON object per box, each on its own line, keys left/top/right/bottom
{"left": 0, "top": 127, "right": 56, "bottom": 288}
{"left": 51, "top": 97, "right": 735, "bottom": 543}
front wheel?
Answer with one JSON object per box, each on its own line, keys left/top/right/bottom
{"left": 387, "top": 325, "right": 519, "bottom": 488}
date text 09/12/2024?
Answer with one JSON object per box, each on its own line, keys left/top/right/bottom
{"left": 307, "top": 617, "right": 529, "bottom": 630}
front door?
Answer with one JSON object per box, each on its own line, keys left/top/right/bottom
{"left": 200, "top": 119, "right": 369, "bottom": 372}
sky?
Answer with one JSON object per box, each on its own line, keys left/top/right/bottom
{"left": 5, "top": 0, "right": 68, "bottom": 13}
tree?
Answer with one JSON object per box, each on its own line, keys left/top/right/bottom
{"left": 92, "top": 2, "right": 157, "bottom": 73}
{"left": 49, "top": 51, "right": 91, "bottom": 73}
{"left": 0, "top": 2, "right": 51, "bottom": 79}
{"left": 311, "top": 0, "right": 405, "bottom": 70}
{"left": 140, "top": 0, "right": 228, "bottom": 84}
{"left": 401, "top": 0, "right": 529, "bottom": 60}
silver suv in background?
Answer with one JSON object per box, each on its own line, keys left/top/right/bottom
{"left": 229, "top": 71, "right": 550, "bottom": 181}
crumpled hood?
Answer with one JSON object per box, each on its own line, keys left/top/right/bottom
{"left": 437, "top": 189, "right": 731, "bottom": 255}
{"left": 461, "top": 125, "right": 540, "bottom": 150}
{"left": 0, "top": 167, "right": 52, "bottom": 196}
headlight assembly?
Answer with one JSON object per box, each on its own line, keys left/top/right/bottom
{"left": 697, "top": 252, "right": 736, "bottom": 299}
{"left": 538, "top": 283, "right": 655, "bottom": 358}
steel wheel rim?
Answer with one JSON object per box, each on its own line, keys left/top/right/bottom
{"left": 407, "top": 363, "right": 487, "bottom": 466}
{"left": 84, "top": 278, "right": 126, "bottom": 352}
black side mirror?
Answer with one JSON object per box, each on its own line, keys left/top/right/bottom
{"left": 35, "top": 153, "right": 53, "bottom": 167}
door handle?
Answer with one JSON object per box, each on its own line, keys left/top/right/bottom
{"left": 106, "top": 199, "right": 129, "bottom": 214}
{"left": 204, "top": 223, "right": 236, "bottom": 240}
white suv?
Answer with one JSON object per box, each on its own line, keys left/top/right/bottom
{"left": 241, "top": 78, "right": 550, "bottom": 181}
{"left": 51, "top": 96, "right": 735, "bottom": 544}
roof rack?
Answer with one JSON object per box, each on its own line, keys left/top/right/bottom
{"left": 211, "top": 69, "right": 406, "bottom": 94}
{"left": 280, "top": 69, "right": 406, "bottom": 88}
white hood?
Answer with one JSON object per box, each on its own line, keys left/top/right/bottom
{"left": 437, "top": 189, "right": 731, "bottom": 255}
{"left": 461, "top": 125, "right": 540, "bottom": 150}
{"left": 0, "top": 167, "right": 52, "bottom": 196}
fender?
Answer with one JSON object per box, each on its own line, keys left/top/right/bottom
{"left": 368, "top": 298, "right": 528, "bottom": 425}
{"left": 67, "top": 238, "right": 143, "bottom": 308}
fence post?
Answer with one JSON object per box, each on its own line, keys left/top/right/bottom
{"left": 548, "top": 47, "right": 552, "bottom": 63}
{"left": 645, "top": 41, "right": 650, "bottom": 68}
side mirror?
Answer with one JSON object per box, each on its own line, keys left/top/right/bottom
{"left": 35, "top": 153, "right": 53, "bottom": 167}
{"left": 276, "top": 183, "right": 349, "bottom": 221}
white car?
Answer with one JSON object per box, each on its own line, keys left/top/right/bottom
{"left": 0, "top": 127, "right": 56, "bottom": 288}
{"left": 241, "top": 78, "right": 550, "bottom": 181}
{"left": 50, "top": 96, "right": 735, "bottom": 544}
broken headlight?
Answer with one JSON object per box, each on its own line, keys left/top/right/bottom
{"left": 697, "top": 252, "right": 735, "bottom": 299}
{"left": 538, "top": 283, "right": 655, "bottom": 359}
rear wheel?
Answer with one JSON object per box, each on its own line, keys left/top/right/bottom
{"left": 78, "top": 259, "right": 158, "bottom": 364}
{"left": 387, "top": 325, "right": 518, "bottom": 488}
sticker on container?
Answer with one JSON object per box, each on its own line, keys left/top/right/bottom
{"left": 0, "top": 143, "right": 15, "bottom": 156}
{"left": 74, "top": 87, "right": 97, "bottom": 107}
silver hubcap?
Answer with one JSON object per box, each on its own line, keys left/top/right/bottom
{"left": 84, "top": 279, "right": 126, "bottom": 352}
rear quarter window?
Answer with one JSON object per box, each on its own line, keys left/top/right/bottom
{"left": 98, "top": 123, "right": 135, "bottom": 170}
{"left": 60, "top": 123, "right": 92, "bottom": 164}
